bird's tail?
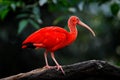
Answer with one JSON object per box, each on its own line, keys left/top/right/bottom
{"left": 22, "top": 45, "right": 27, "bottom": 48}
{"left": 22, "top": 43, "right": 36, "bottom": 49}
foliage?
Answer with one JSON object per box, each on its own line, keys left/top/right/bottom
{"left": 0, "top": 0, "right": 41, "bottom": 34}
{"left": 0, "top": 0, "right": 120, "bottom": 34}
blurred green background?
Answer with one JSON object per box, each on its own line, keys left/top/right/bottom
{"left": 0, "top": 0, "right": 120, "bottom": 78}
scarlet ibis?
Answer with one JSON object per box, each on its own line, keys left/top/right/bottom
{"left": 22, "top": 16, "right": 95, "bottom": 74}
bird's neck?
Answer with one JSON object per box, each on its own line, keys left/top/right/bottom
{"left": 68, "top": 24, "right": 78, "bottom": 42}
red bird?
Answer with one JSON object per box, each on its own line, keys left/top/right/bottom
{"left": 22, "top": 16, "right": 95, "bottom": 74}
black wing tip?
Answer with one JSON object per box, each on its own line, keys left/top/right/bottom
{"left": 22, "top": 43, "right": 36, "bottom": 49}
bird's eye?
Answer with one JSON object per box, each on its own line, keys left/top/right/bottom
{"left": 72, "top": 18, "right": 76, "bottom": 22}
{"left": 72, "top": 19, "right": 75, "bottom": 22}
{"left": 76, "top": 18, "right": 79, "bottom": 21}
{"left": 72, "top": 18, "right": 78, "bottom": 23}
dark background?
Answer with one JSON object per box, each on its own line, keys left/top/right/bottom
{"left": 0, "top": 0, "right": 120, "bottom": 78}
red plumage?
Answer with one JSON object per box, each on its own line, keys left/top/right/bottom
{"left": 22, "top": 16, "right": 95, "bottom": 74}
{"left": 22, "top": 26, "right": 72, "bottom": 51}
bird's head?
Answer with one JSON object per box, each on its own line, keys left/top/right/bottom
{"left": 68, "top": 16, "right": 95, "bottom": 37}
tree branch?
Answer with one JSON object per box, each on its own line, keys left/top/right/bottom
{"left": 1, "top": 60, "right": 120, "bottom": 80}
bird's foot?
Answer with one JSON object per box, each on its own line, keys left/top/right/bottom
{"left": 55, "top": 65, "right": 65, "bottom": 74}
{"left": 43, "top": 65, "right": 65, "bottom": 74}
{"left": 43, "top": 65, "right": 55, "bottom": 69}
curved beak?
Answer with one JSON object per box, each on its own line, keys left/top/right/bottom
{"left": 78, "top": 21, "right": 95, "bottom": 37}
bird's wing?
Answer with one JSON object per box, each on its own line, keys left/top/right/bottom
{"left": 22, "top": 26, "right": 69, "bottom": 49}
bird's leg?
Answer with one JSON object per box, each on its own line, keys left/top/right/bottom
{"left": 43, "top": 50, "right": 51, "bottom": 69}
{"left": 51, "top": 52, "right": 65, "bottom": 74}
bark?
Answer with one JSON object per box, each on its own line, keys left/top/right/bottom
{"left": 1, "top": 60, "right": 120, "bottom": 80}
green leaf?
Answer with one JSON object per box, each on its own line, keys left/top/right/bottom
{"left": 33, "top": 6, "right": 40, "bottom": 15}
{"left": 52, "top": 0, "right": 57, "bottom": 4}
{"left": 16, "top": 13, "right": 29, "bottom": 19}
{"left": 18, "top": 19, "right": 28, "bottom": 34}
{"left": 0, "top": 9, "right": 9, "bottom": 20}
{"left": 10, "top": 3, "right": 16, "bottom": 11}
{"left": 111, "top": 3, "right": 120, "bottom": 15}
{"left": 39, "top": 0, "right": 47, "bottom": 6}
{"left": 0, "top": 5, "right": 9, "bottom": 20}
{"left": 28, "top": 19, "right": 39, "bottom": 29}
{"left": 53, "top": 16, "right": 65, "bottom": 25}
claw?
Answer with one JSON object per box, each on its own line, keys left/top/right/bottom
{"left": 55, "top": 65, "right": 65, "bottom": 74}
{"left": 44, "top": 65, "right": 65, "bottom": 74}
